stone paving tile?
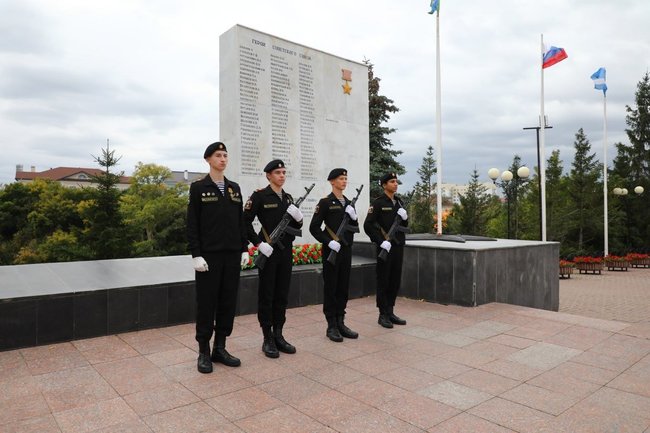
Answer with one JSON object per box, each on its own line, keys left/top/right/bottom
{"left": 552, "top": 400, "right": 650, "bottom": 433}
{"left": 123, "top": 382, "right": 199, "bottom": 417}
{"left": 526, "top": 369, "right": 602, "bottom": 399}
{"left": 418, "top": 380, "right": 492, "bottom": 411}
{"left": 206, "top": 387, "right": 283, "bottom": 422}
{"left": 378, "top": 393, "right": 460, "bottom": 430}
{"left": 329, "top": 407, "right": 425, "bottom": 433}
{"left": 91, "top": 419, "right": 154, "bottom": 433}
{"left": 449, "top": 369, "right": 520, "bottom": 396}
{"left": 341, "top": 351, "right": 402, "bottom": 376}
{"left": 144, "top": 347, "right": 197, "bottom": 368}
{"left": 499, "top": 383, "right": 581, "bottom": 416}
{"left": 181, "top": 369, "right": 252, "bottom": 399}
{"left": 36, "top": 365, "right": 118, "bottom": 413}
{"left": 546, "top": 360, "right": 620, "bottom": 386}
{"left": 53, "top": 397, "right": 138, "bottom": 433}
{"left": 338, "top": 376, "right": 412, "bottom": 407}
{"left": 408, "top": 356, "right": 473, "bottom": 379}
{"left": 292, "top": 388, "right": 372, "bottom": 426}
{"left": 143, "top": 401, "right": 228, "bottom": 433}
{"left": 72, "top": 335, "right": 140, "bottom": 365}
{"left": 1, "top": 414, "right": 62, "bottom": 433}
{"left": 0, "top": 393, "right": 52, "bottom": 426}
{"left": 23, "top": 349, "right": 89, "bottom": 376}
{"left": 235, "top": 405, "right": 334, "bottom": 433}
{"left": 463, "top": 340, "right": 520, "bottom": 359}
{"left": 469, "top": 397, "right": 556, "bottom": 433}
{"left": 428, "top": 412, "right": 517, "bottom": 433}
{"left": 506, "top": 342, "right": 582, "bottom": 370}
{"left": 437, "top": 347, "right": 497, "bottom": 368}
{"left": 118, "top": 329, "right": 186, "bottom": 355}
{"left": 301, "top": 362, "right": 367, "bottom": 389}
{"left": 378, "top": 366, "right": 444, "bottom": 392}
{"left": 94, "top": 356, "right": 172, "bottom": 396}
{"left": 486, "top": 333, "right": 538, "bottom": 349}
{"left": 257, "top": 374, "right": 329, "bottom": 405}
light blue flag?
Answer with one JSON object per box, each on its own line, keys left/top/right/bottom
{"left": 591, "top": 67, "right": 607, "bottom": 95}
{"left": 428, "top": 0, "right": 440, "bottom": 14}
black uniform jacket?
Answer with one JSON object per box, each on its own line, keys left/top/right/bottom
{"left": 187, "top": 175, "right": 248, "bottom": 257}
{"left": 243, "top": 185, "right": 303, "bottom": 246}
{"left": 309, "top": 193, "right": 359, "bottom": 246}
{"left": 363, "top": 193, "right": 408, "bottom": 246}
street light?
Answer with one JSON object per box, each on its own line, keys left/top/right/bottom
{"left": 488, "top": 166, "right": 530, "bottom": 239}
{"left": 613, "top": 185, "right": 643, "bottom": 246}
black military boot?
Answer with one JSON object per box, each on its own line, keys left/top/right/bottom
{"left": 197, "top": 341, "right": 213, "bottom": 374}
{"left": 262, "top": 326, "right": 279, "bottom": 358}
{"left": 337, "top": 315, "right": 359, "bottom": 339}
{"left": 211, "top": 334, "right": 241, "bottom": 367}
{"left": 378, "top": 312, "right": 393, "bottom": 329}
{"left": 388, "top": 307, "right": 407, "bottom": 325}
{"left": 273, "top": 325, "right": 296, "bottom": 354}
{"left": 326, "top": 316, "right": 343, "bottom": 342}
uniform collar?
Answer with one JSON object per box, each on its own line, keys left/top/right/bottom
{"left": 201, "top": 174, "right": 230, "bottom": 189}
{"left": 263, "top": 184, "right": 284, "bottom": 196}
{"left": 328, "top": 192, "right": 347, "bottom": 202}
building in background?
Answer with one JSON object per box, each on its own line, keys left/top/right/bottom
{"left": 14, "top": 165, "right": 132, "bottom": 190}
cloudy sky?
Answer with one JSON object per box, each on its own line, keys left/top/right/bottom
{"left": 1, "top": 0, "right": 649, "bottom": 191}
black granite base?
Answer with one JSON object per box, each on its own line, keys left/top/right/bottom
{"left": 0, "top": 258, "right": 375, "bottom": 351}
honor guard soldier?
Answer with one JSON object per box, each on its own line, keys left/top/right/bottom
{"left": 243, "top": 159, "right": 303, "bottom": 358}
{"left": 363, "top": 172, "right": 409, "bottom": 328}
{"left": 187, "top": 141, "right": 250, "bottom": 374}
{"left": 309, "top": 168, "right": 360, "bottom": 342}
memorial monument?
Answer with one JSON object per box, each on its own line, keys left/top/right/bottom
{"left": 219, "top": 25, "right": 370, "bottom": 243}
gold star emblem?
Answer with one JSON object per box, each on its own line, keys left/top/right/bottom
{"left": 342, "top": 81, "right": 352, "bottom": 95}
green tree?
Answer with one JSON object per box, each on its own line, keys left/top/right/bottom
{"left": 365, "top": 59, "right": 405, "bottom": 199}
{"left": 448, "top": 169, "right": 496, "bottom": 236}
{"left": 81, "top": 142, "right": 131, "bottom": 259}
{"left": 566, "top": 128, "right": 602, "bottom": 254}
{"left": 120, "top": 162, "right": 188, "bottom": 256}
{"left": 609, "top": 72, "right": 650, "bottom": 249}
{"left": 408, "top": 145, "right": 436, "bottom": 233}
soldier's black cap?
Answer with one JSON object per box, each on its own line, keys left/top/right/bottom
{"left": 264, "top": 159, "right": 285, "bottom": 173}
{"left": 203, "top": 141, "right": 227, "bottom": 158}
{"left": 380, "top": 172, "right": 398, "bottom": 185}
{"left": 327, "top": 168, "right": 347, "bottom": 180}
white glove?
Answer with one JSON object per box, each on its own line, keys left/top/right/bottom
{"left": 328, "top": 240, "right": 341, "bottom": 252}
{"left": 240, "top": 252, "right": 250, "bottom": 267}
{"left": 345, "top": 205, "right": 358, "bottom": 221}
{"left": 193, "top": 256, "right": 209, "bottom": 272}
{"left": 258, "top": 242, "right": 274, "bottom": 257}
{"left": 397, "top": 208, "right": 408, "bottom": 220}
{"left": 380, "top": 241, "right": 392, "bottom": 252}
{"left": 286, "top": 204, "right": 303, "bottom": 222}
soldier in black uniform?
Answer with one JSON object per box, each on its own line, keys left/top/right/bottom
{"left": 187, "top": 141, "right": 250, "bottom": 374}
{"left": 363, "top": 172, "right": 409, "bottom": 328}
{"left": 243, "top": 159, "right": 303, "bottom": 358}
{"left": 309, "top": 168, "right": 359, "bottom": 342}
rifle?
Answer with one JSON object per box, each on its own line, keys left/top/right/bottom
{"left": 254, "top": 183, "right": 315, "bottom": 270}
{"left": 377, "top": 208, "right": 411, "bottom": 261}
{"left": 326, "top": 184, "right": 364, "bottom": 265}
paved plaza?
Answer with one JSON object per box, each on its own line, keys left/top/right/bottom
{"left": 1, "top": 270, "right": 650, "bottom": 433}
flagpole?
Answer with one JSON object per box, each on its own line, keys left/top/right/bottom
{"left": 603, "top": 92, "right": 608, "bottom": 256}
{"left": 435, "top": 7, "right": 443, "bottom": 234}
{"left": 539, "top": 34, "right": 547, "bottom": 242}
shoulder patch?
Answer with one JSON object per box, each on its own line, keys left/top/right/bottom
{"left": 367, "top": 205, "right": 374, "bottom": 214}
{"left": 244, "top": 199, "right": 252, "bottom": 210}
{"left": 314, "top": 204, "right": 320, "bottom": 213}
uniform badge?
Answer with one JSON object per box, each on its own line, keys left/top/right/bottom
{"left": 244, "top": 199, "right": 252, "bottom": 210}
{"left": 314, "top": 205, "right": 320, "bottom": 213}
{"left": 368, "top": 206, "right": 373, "bottom": 214}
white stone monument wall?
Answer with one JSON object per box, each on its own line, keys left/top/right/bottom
{"left": 220, "top": 25, "right": 370, "bottom": 244}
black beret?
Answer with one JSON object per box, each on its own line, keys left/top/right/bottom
{"left": 380, "top": 172, "right": 398, "bottom": 185}
{"left": 327, "top": 168, "right": 347, "bottom": 180}
{"left": 264, "top": 159, "right": 285, "bottom": 173}
{"left": 203, "top": 141, "right": 227, "bottom": 158}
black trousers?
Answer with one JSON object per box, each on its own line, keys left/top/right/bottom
{"left": 195, "top": 251, "right": 240, "bottom": 343}
{"left": 375, "top": 244, "right": 404, "bottom": 314}
{"left": 322, "top": 245, "right": 352, "bottom": 318}
{"left": 257, "top": 245, "right": 293, "bottom": 327}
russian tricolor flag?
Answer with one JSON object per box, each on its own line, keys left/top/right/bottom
{"left": 542, "top": 46, "right": 568, "bottom": 69}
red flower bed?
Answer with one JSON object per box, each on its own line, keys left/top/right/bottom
{"left": 241, "top": 243, "right": 322, "bottom": 270}
{"left": 573, "top": 256, "right": 603, "bottom": 264}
